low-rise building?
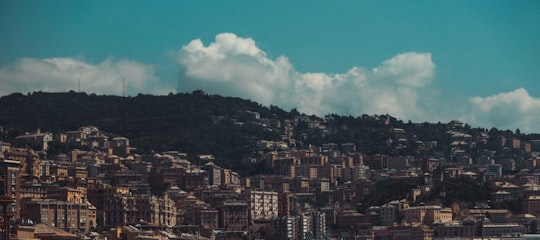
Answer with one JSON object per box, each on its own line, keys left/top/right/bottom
{"left": 401, "top": 205, "right": 452, "bottom": 226}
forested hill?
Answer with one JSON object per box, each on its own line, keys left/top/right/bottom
{"left": 1, "top": 91, "right": 538, "bottom": 171}
{"left": 0, "top": 91, "right": 289, "bottom": 165}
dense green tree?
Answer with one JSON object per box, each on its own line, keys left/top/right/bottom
{"left": 0, "top": 91, "right": 535, "bottom": 178}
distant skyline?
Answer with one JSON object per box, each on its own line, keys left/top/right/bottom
{"left": 1, "top": 1, "right": 539, "bottom": 132}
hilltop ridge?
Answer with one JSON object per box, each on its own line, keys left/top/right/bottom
{"left": 1, "top": 91, "right": 538, "bottom": 171}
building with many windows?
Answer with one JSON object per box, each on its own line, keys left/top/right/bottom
{"left": 216, "top": 200, "right": 249, "bottom": 231}
{"left": 524, "top": 196, "right": 540, "bottom": 217}
{"left": 245, "top": 189, "right": 278, "bottom": 220}
{"left": 22, "top": 199, "right": 96, "bottom": 233}
{"left": 0, "top": 159, "right": 20, "bottom": 215}
{"left": 401, "top": 205, "right": 452, "bottom": 226}
{"left": 102, "top": 194, "right": 176, "bottom": 228}
{"left": 275, "top": 216, "right": 301, "bottom": 240}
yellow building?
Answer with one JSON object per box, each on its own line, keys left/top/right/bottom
{"left": 47, "top": 186, "right": 87, "bottom": 204}
{"left": 401, "top": 205, "right": 452, "bottom": 225}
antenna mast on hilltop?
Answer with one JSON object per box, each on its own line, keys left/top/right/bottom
{"left": 122, "top": 77, "right": 125, "bottom": 97}
{"left": 78, "top": 78, "right": 80, "bottom": 92}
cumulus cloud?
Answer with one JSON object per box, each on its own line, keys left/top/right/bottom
{"left": 375, "top": 52, "right": 435, "bottom": 87}
{"left": 176, "top": 33, "right": 540, "bottom": 132}
{"left": 178, "top": 33, "right": 292, "bottom": 105}
{"left": 0, "top": 57, "right": 173, "bottom": 96}
{"left": 177, "top": 33, "right": 436, "bottom": 121}
{"left": 466, "top": 88, "right": 540, "bottom": 132}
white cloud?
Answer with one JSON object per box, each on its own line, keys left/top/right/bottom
{"left": 376, "top": 52, "right": 435, "bottom": 87}
{"left": 177, "top": 33, "right": 540, "bottom": 132}
{"left": 177, "top": 33, "right": 435, "bottom": 121}
{"left": 466, "top": 88, "right": 540, "bottom": 132}
{"left": 3, "top": 33, "right": 539, "bottom": 133}
{"left": 0, "top": 57, "right": 173, "bottom": 96}
{"left": 178, "top": 33, "right": 292, "bottom": 105}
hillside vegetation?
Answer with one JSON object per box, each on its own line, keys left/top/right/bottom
{"left": 1, "top": 91, "right": 538, "bottom": 172}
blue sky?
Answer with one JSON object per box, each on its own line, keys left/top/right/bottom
{"left": 1, "top": 1, "right": 540, "bottom": 132}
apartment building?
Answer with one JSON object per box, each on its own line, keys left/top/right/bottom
{"left": 305, "top": 211, "right": 326, "bottom": 240}
{"left": 221, "top": 168, "right": 231, "bottom": 185}
{"left": 216, "top": 200, "right": 249, "bottom": 231}
{"left": 102, "top": 194, "right": 176, "bottom": 228}
{"left": 523, "top": 195, "right": 540, "bottom": 217}
{"left": 111, "top": 137, "right": 130, "bottom": 157}
{"left": 337, "top": 210, "right": 365, "bottom": 229}
{"left": 0, "top": 158, "right": 20, "bottom": 217}
{"left": 278, "top": 192, "right": 296, "bottom": 217}
{"left": 183, "top": 204, "right": 218, "bottom": 230}
{"left": 14, "top": 130, "right": 53, "bottom": 151}
{"left": 182, "top": 169, "right": 208, "bottom": 191}
{"left": 4, "top": 148, "right": 40, "bottom": 182}
{"left": 401, "top": 205, "right": 452, "bottom": 226}
{"left": 20, "top": 183, "right": 48, "bottom": 200}
{"left": 309, "top": 177, "right": 330, "bottom": 192}
{"left": 482, "top": 223, "right": 524, "bottom": 237}
{"left": 434, "top": 220, "right": 480, "bottom": 238}
{"left": 294, "top": 165, "right": 318, "bottom": 180}
{"left": 203, "top": 161, "right": 222, "bottom": 186}
{"left": 389, "top": 223, "right": 433, "bottom": 240}
{"left": 317, "top": 164, "right": 342, "bottom": 184}
{"left": 291, "top": 176, "right": 310, "bottom": 193}
{"left": 380, "top": 203, "right": 398, "bottom": 226}
{"left": 22, "top": 199, "right": 96, "bottom": 233}
{"left": 250, "top": 175, "right": 291, "bottom": 192}
{"left": 87, "top": 184, "right": 129, "bottom": 229}
{"left": 364, "top": 154, "right": 389, "bottom": 170}
{"left": 275, "top": 216, "right": 302, "bottom": 240}
{"left": 46, "top": 186, "right": 87, "bottom": 204}
{"left": 245, "top": 189, "right": 278, "bottom": 220}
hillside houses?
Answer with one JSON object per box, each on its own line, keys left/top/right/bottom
{"left": 1, "top": 113, "right": 540, "bottom": 239}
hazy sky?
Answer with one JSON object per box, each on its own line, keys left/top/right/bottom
{"left": 1, "top": 1, "right": 540, "bottom": 132}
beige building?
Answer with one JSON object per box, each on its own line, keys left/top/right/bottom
{"left": 309, "top": 178, "right": 330, "bottom": 192}
{"left": 434, "top": 220, "right": 480, "bottom": 238}
{"left": 0, "top": 159, "right": 21, "bottom": 218}
{"left": 245, "top": 189, "right": 279, "bottom": 220}
{"left": 14, "top": 130, "right": 53, "bottom": 151}
{"left": 401, "top": 205, "right": 452, "bottom": 225}
{"left": 183, "top": 204, "right": 218, "bottom": 230}
{"left": 482, "top": 223, "right": 524, "bottom": 237}
{"left": 250, "top": 175, "right": 291, "bottom": 192}
{"left": 389, "top": 223, "right": 433, "bottom": 240}
{"left": 294, "top": 165, "right": 318, "bottom": 179}
{"left": 20, "top": 183, "right": 48, "bottom": 200}
{"left": 523, "top": 195, "right": 540, "bottom": 217}
{"left": 221, "top": 168, "right": 231, "bottom": 185}
{"left": 275, "top": 216, "right": 302, "bottom": 240}
{"left": 4, "top": 148, "right": 40, "bottom": 182}
{"left": 21, "top": 199, "right": 97, "bottom": 233}
{"left": 47, "top": 186, "right": 87, "bottom": 204}
{"left": 102, "top": 194, "right": 176, "bottom": 228}
{"left": 203, "top": 161, "right": 222, "bottom": 186}
{"left": 216, "top": 200, "right": 249, "bottom": 231}
{"left": 111, "top": 137, "right": 130, "bottom": 157}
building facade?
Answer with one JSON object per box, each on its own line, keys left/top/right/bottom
{"left": 245, "top": 190, "right": 279, "bottom": 220}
